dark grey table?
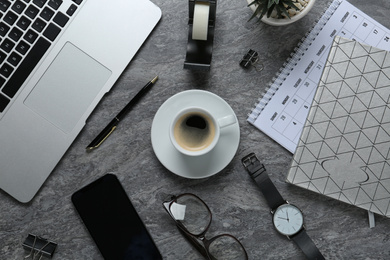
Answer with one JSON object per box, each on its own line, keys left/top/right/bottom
{"left": 1, "top": 0, "right": 390, "bottom": 259}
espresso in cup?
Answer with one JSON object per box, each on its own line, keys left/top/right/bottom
{"left": 170, "top": 107, "right": 236, "bottom": 157}
{"left": 173, "top": 111, "right": 216, "bottom": 152}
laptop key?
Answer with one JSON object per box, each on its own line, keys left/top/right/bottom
{"left": 43, "top": 22, "right": 60, "bottom": 41}
{"left": 4, "top": 11, "right": 18, "bottom": 25}
{"left": 25, "top": 4, "right": 39, "bottom": 19}
{"left": 16, "top": 15, "right": 31, "bottom": 30}
{"left": 33, "top": 0, "right": 47, "bottom": 8}
{"left": 0, "top": 38, "right": 15, "bottom": 53}
{"left": 16, "top": 40, "right": 30, "bottom": 54}
{"left": 40, "top": 6, "right": 54, "bottom": 21}
{"left": 24, "top": 29, "right": 38, "bottom": 44}
{"left": 9, "top": 26, "right": 23, "bottom": 41}
{"left": 2, "top": 37, "right": 50, "bottom": 98}
{"left": 0, "top": 50, "right": 7, "bottom": 63}
{"left": 32, "top": 17, "right": 46, "bottom": 32}
{"left": 11, "top": 0, "right": 27, "bottom": 14}
{"left": 0, "top": 76, "right": 5, "bottom": 88}
{"left": 53, "top": 11, "right": 68, "bottom": 27}
{"left": 7, "top": 51, "right": 22, "bottom": 66}
{"left": 0, "top": 92, "right": 10, "bottom": 113}
{"left": 0, "top": 63, "right": 13, "bottom": 77}
{"left": 0, "top": 0, "right": 11, "bottom": 12}
{"left": 0, "top": 22, "right": 10, "bottom": 36}
{"left": 48, "top": 0, "right": 62, "bottom": 10}
{"left": 66, "top": 4, "right": 77, "bottom": 16}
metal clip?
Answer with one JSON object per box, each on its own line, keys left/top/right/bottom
{"left": 23, "top": 234, "right": 57, "bottom": 259}
{"left": 240, "top": 49, "right": 263, "bottom": 72}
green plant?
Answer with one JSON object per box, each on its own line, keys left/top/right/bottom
{"left": 249, "top": 0, "right": 300, "bottom": 20}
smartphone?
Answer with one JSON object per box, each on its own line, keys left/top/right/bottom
{"left": 71, "top": 174, "right": 162, "bottom": 260}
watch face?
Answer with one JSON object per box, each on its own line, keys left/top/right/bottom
{"left": 273, "top": 204, "right": 303, "bottom": 236}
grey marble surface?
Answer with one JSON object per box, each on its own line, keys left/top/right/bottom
{"left": 1, "top": 0, "right": 390, "bottom": 259}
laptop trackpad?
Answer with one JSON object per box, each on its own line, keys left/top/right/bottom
{"left": 25, "top": 42, "right": 112, "bottom": 133}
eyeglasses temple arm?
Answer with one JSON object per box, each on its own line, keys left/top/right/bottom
{"left": 163, "top": 200, "right": 209, "bottom": 258}
{"left": 176, "top": 227, "right": 217, "bottom": 260}
{"left": 163, "top": 197, "right": 217, "bottom": 260}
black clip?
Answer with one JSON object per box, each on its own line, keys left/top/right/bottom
{"left": 240, "top": 49, "right": 263, "bottom": 71}
{"left": 184, "top": 0, "right": 217, "bottom": 71}
{"left": 23, "top": 234, "right": 57, "bottom": 259}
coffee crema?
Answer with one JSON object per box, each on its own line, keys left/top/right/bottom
{"left": 173, "top": 112, "right": 215, "bottom": 151}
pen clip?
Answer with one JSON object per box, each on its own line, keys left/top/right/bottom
{"left": 91, "top": 125, "right": 117, "bottom": 150}
{"left": 86, "top": 118, "right": 119, "bottom": 150}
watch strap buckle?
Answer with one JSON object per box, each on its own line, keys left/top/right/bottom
{"left": 241, "top": 152, "right": 266, "bottom": 178}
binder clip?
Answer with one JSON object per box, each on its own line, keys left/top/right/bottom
{"left": 184, "top": 0, "right": 217, "bottom": 71}
{"left": 23, "top": 234, "right": 57, "bottom": 259}
{"left": 240, "top": 49, "right": 263, "bottom": 72}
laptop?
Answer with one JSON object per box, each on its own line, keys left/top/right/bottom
{"left": 0, "top": 0, "right": 161, "bottom": 203}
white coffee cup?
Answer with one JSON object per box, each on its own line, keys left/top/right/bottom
{"left": 170, "top": 107, "right": 236, "bottom": 156}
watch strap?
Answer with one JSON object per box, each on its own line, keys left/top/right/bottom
{"left": 242, "top": 153, "right": 325, "bottom": 259}
{"left": 291, "top": 229, "right": 325, "bottom": 260}
{"left": 241, "top": 153, "right": 285, "bottom": 211}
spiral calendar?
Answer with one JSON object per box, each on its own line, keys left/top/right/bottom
{"left": 247, "top": 0, "right": 390, "bottom": 153}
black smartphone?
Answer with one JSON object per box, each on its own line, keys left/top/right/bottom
{"left": 71, "top": 174, "right": 162, "bottom": 260}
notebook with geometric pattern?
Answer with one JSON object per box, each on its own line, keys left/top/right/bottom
{"left": 287, "top": 36, "right": 390, "bottom": 217}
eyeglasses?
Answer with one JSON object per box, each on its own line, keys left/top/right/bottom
{"left": 163, "top": 193, "right": 248, "bottom": 260}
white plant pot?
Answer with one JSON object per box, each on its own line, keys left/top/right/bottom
{"left": 247, "top": 0, "right": 316, "bottom": 26}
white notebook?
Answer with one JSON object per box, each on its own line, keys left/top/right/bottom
{"left": 287, "top": 36, "right": 390, "bottom": 218}
{"left": 247, "top": 0, "right": 390, "bottom": 153}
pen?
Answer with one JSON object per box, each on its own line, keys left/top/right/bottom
{"left": 86, "top": 76, "right": 158, "bottom": 150}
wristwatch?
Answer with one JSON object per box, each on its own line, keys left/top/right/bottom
{"left": 241, "top": 152, "right": 325, "bottom": 260}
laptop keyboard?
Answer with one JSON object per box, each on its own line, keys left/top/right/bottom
{"left": 0, "top": 0, "right": 83, "bottom": 113}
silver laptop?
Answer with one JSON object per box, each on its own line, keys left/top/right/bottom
{"left": 0, "top": 0, "right": 161, "bottom": 203}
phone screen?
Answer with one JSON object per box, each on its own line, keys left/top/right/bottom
{"left": 71, "top": 174, "right": 162, "bottom": 260}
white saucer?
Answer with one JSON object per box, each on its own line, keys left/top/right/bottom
{"left": 151, "top": 90, "right": 240, "bottom": 179}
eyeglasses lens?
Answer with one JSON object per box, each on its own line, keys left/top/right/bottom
{"left": 171, "top": 195, "right": 211, "bottom": 236}
{"left": 208, "top": 235, "right": 247, "bottom": 260}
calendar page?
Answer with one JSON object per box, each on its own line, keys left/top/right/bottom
{"left": 248, "top": 0, "right": 390, "bottom": 153}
